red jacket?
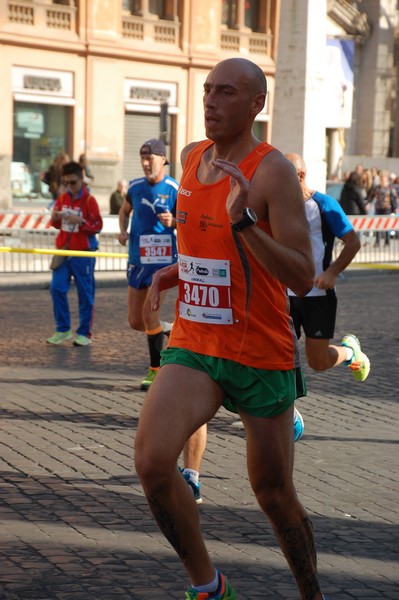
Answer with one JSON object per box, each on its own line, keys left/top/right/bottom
{"left": 51, "top": 186, "right": 103, "bottom": 251}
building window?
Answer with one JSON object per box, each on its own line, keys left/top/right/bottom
{"left": 252, "top": 120, "right": 267, "bottom": 143}
{"left": 123, "top": 0, "right": 141, "bottom": 14}
{"left": 222, "top": 0, "right": 263, "bottom": 31}
{"left": 245, "top": 0, "right": 259, "bottom": 31}
{"left": 12, "top": 102, "right": 71, "bottom": 206}
{"left": 123, "top": 0, "right": 169, "bottom": 19}
{"left": 221, "top": 0, "right": 273, "bottom": 56}
{"left": 222, "top": 0, "right": 237, "bottom": 28}
{"left": 149, "top": 0, "right": 165, "bottom": 18}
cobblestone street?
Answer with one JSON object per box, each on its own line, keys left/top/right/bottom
{"left": 0, "top": 270, "right": 398, "bottom": 599}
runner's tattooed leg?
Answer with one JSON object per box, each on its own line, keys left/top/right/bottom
{"left": 273, "top": 516, "right": 321, "bottom": 600}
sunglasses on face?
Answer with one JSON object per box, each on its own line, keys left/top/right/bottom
{"left": 62, "top": 178, "right": 80, "bottom": 187}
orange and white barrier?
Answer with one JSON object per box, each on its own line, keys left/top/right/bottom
{"left": 348, "top": 215, "right": 399, "bottom": 231}
{"left": 1, "top": 211, "right": 398, "bottom": 273}
{"left": 0, "top": 211, "right": 119, "bottom": 233}
{"left": 0, "top": 211, "right": 398, "bottom": 233}
{"left": 0, "top": 210, "right": 52, "bottom": 230}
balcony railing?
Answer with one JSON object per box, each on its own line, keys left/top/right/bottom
{"left": 221, "top": 29, "right": 273, "bottom": 57}
{"left": 8, "top": 1, "right": 76, "bottom": 32}
{"left": 122, "top": 14, "right": 180, "bottom": 46}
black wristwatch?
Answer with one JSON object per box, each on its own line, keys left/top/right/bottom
{"left": 231, "top": 207, "right": 258, "bottom": 232}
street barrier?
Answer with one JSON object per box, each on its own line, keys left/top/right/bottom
{"left": 0, "top": 210, "right": 398, "bottom": 274}
{"left": 0, "top": 212, "right": 126, "bottom": 273}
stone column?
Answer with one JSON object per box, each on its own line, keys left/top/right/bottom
{"left": 271, "top": 0, "right": 327, "bottom": 188}
{"left": 349, "top": 0, "right": 398, "bottom": 158}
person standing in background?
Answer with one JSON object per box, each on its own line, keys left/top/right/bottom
{"left": 79, "top": 153, "right": 95, "bottom": 188}
{"left": 42, "top": 152, "right": 70, "bottom": 207}
{"left": 47, "top": 161, "right": 103, "bottom": 347}
{"left": 109, "top": 179, "right": 128, "bottom": 215}
{"left": 339, "top": 171, "right": 367, "bottom": 215}
{"left": 369, "top": 170, "right": 398, "bottom": 246}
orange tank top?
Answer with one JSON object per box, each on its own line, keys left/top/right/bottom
{"left": 168, "top": 140, "right": 299, "bottom": 370}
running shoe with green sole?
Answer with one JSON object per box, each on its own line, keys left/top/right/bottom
{"left": 140, "top": 368, "right": 158, "bottom": 390}
{"left": 341, "top": 334, "right": 370, "bottom": 381}
{"left": 46, "top": 330, "right": 73, "bottom": 345}
{"left": 73, "top": 335, "right": 92, "bottom": 346}
{"left": 185, "top": 570, "right": 237, "bottom": 599}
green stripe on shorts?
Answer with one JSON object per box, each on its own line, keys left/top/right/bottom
{"left": 160, "top": 347, "right": 306, "bottom": 418}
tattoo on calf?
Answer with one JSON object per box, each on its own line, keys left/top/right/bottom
{"left": 274, "top": 516, "right": 321, "bottom": 600}
{"left": 148, "top": 494, "right": 188, "bottom": 561}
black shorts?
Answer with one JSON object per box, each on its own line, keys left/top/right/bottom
{"left": 289, "top": 293, "right": 337, "bottom": 340}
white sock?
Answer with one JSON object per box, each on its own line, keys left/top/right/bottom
{"left": 182, "top": 468, "right": 199, "bottom": 484}
{"left": 344, "top": 347, "right": 354, "bottom": 362}
{"left": 192, "top": 569, "right": 218, "bottom": 593}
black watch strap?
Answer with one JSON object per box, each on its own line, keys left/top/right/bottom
{"left": 231, "top": 207, "right": 258, "bottom": 232}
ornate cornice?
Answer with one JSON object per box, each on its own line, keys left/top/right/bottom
{"left": 327, "top": 0, "right": 370, "bottom": 40}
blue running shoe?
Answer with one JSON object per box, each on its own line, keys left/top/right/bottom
{"left": 179, "top": 467, "right": 202, "bottom": 504}
{"left": 186, "top": 570, "right": 237, "bottom": 599}
{"left": 293, "top": 406, "right": 304, "bottom": 442}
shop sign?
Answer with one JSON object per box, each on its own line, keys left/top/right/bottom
{"left": 129, "top": 87, "right": 170, "bottom": 102}
{"left": 124, "top": 78, "right": 177, "bottom": 107}
{"left": 23, "top": 75, "right": 62, "bottom": 92}
{"left": 12, "top": 66, "right": 73, "bottom": 98}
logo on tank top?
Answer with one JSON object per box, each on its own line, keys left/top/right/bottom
{"left": 176, "top": 210, "right": 187, "bottom": 224}
{"left": 178, "top": 186, "right": 192, "bottom": 197}
{"left": 199, "top": 214, "right": 223, "bottom": 232}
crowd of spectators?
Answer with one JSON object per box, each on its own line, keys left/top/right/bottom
{"left": 338, "top": 165, "right": 398, "bottom": 212}
{"left": 334, "top": 165, "right": 399, "bottom": 247}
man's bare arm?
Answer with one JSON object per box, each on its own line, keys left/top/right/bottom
{"left": 214, "top": 153, "right": 315, "bottom": 296}
{"left": 149, "top": 263, "right": 179, "bottom": 311}
{"left": 118, "top": 199, "right": 132, "bottom": 245}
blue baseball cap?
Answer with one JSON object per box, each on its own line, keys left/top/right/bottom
{"left": 140, "top": 139, "right": 169, "bottom": 164}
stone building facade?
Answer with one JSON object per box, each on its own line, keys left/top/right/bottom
{"left": 0, "top": 0, "right": 398, "bottom": 211}
{"left": 0, "top": 0, "right": 280, "bottom": 211}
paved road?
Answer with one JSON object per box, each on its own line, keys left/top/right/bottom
{"left": 0, "top": 270, "right": 398, "bottom": 599}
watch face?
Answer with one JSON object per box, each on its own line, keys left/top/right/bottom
{"left": 245, "top": 207, "right": 257, "bottom": 222}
